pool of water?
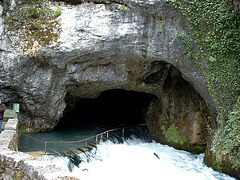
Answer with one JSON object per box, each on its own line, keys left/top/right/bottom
{"left": 18, "top": 124, "right": 147, "bottom": 153}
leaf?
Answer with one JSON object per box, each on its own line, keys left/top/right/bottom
{"left": 209, "top": 56, "right": 216, "bottom": 62}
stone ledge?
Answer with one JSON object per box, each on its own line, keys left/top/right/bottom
{"left": 4, "top": 119, "right": 18, "bottom": 131}
{"left": 0, "top": 117, "right": 79, "bottom": 179}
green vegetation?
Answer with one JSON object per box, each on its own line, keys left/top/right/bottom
{"left": 120, "top": 5, "right": 126, "bottom": 12}
{"left": 2, "top": 0, "right": 61, "bottom": 52}
{"left": 164, "top": 0, "right": 240, "bottom": 170}
{"left": 55, "top": 7, "right": 62, "bottom": 17}
{"left": 212, "top": 97, "right": 240, "bottom": 170}
{"left": 161, "top": 125, "right": 187, "bottom": 145}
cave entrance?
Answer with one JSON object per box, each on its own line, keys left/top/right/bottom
{"left": 55, "top": 89, "right": 157, "bottom": 131}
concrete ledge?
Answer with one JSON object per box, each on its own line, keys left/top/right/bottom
{"left": 0, "top": 116, "right": 79, "bottom": 179}
{"left": 4, "top": 119, "right": 18, "bottom": 131}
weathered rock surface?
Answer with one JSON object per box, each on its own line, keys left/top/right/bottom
{"left": 0, "top": 0, "right": 216, "bottom": 152}
{"left": 205, "top": 138, "right": 240, "bottom": 179}
{"left": 146, "top": 65, "right": 209, "bottom": 153}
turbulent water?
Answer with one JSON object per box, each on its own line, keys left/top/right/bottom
{"left": 42, "top": 136, "right": 236, "bottom": 180}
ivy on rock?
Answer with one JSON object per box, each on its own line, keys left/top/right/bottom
{"left": 164, "top": 0, "right": 240, "bottom": 172}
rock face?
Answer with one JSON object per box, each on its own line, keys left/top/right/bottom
{"left": 205, "top": 138, "right": 240, "bottom": 179}
{"left": 146, "top": 65, "right": 209, "bottom": 153}
{"left": 0, "top": 0, "right": 215, "bottom": 151}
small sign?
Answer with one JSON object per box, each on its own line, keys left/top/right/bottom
{"left": 13, "top": 103, "right": 20, "bottom": 113}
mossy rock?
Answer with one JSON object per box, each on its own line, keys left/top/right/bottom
{"left": 162, "top": 125, "right": 187, "bottom": 145}
{"left": 160, "top": 124, "right": 205, "bottom": 153}
{"left": 205, "top": 140, "right": 240, "bottom": 179}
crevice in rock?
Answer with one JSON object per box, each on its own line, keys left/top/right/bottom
{"left": 61, "top": 0, "right": 130, "bottom": 8}
{"left": 142, "top": 61, "right": 170, "bottom": 86}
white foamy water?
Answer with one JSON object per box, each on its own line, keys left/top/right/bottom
{"left": 44, "top": 137, "right": 236, "bottom": 180}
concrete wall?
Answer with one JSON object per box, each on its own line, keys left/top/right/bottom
{"left": 0, "top": 110, "right": 79, "bottom": 180}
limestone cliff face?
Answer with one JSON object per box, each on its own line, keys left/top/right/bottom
{"left": 0, "top": 0, "right": 214, "bottom": 150}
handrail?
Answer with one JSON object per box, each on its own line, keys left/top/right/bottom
{"left": 19, "top": 124, "right": 147, "bottom": 154}
{"left": 18, "top": 131, "right": 46, "bottom": 143}
{"left": 46, "top": 124, "right": 146, "bottom": 144}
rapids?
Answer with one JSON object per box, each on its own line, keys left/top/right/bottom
{"left": 42, "top": 136, "right": 236, "bottom": 180}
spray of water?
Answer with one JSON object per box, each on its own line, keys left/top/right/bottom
{"left": 43, "top": 135, "right": 236, "bottom": 180}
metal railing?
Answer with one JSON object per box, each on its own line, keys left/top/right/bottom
{"left": 19, "top": 124, "right": 147, "bottom": 154}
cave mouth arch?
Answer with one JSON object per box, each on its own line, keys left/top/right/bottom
{"left": 55, "top": 89, "right": 158, "bottom": 130}
{"left": 53, "top": 64, "right": 210, "bottom": 153}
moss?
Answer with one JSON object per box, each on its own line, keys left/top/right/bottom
{"left": 164, "top": 125, "right": 187, "bottom": 145}
{"left": 18, "top": 126, "right": 39, "bottom": 133}
{"left": 160, "top": 125, "right": 166, "bottom": 133}
{"left": 192, "top": 145, "right": 206, "bottom": 153}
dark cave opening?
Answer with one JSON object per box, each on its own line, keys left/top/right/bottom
{"left": 55, "top": 89, "right": 157, "bottom": 130}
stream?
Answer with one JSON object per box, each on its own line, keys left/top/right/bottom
{"left": 19, "top": 126, "right": 236, "bottom": 180}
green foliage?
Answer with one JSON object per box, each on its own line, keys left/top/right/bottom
{"left": 164, "top": 0, "right": 240, "bottom": 169}
{"left": 3, "top": 0, "right": 61, "bottom": 51}
{"left": 120, "top": 5, "right": 126, "bottom": 12}
{"left": 212, "top": 97, "right": 240, "bottom": 169}
{"left": 28, "top": 5, "right": 40, "bottom": 18}
{"left": 55, "top": 7, "right": 62, "bottom": 17}
{"left": 165, "top": 0, "right": 240, "bottom": 118}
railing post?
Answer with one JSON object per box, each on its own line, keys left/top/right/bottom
{"left": 106, "top": 131, "right": 108, "bottom": 139}
{"left": 101, "top": 134, "right": 103, "bottom": 141}
{"left": 96, "top": 135, "right": 98, "bottom": 143}
{"left": 122, "top": 128, "right": 124, "bottom": 137}
{"left": 86, "top": 140, "right": 88, "bottom": 147}
{"left": 44, "top": 142, "right": 47, "bottom": 154}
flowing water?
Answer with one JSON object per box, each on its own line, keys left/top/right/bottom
{"left": 23, "top": 127, "right": 236, "bottom": 180}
